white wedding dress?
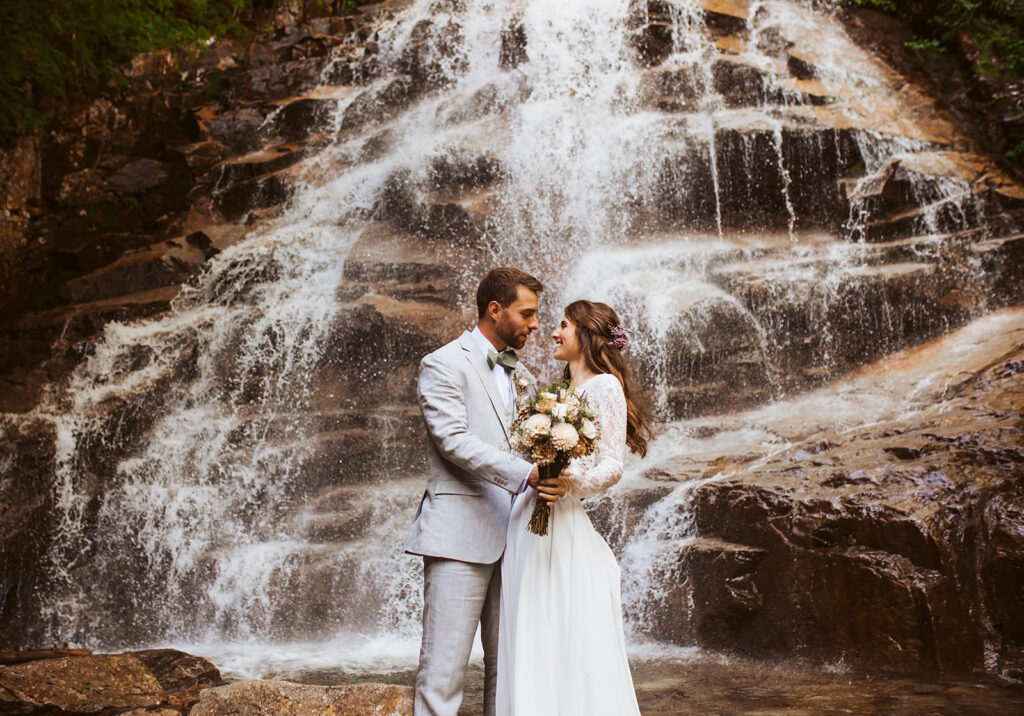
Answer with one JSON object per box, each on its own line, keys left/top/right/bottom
{"left": 497, "top": 373, "right": 641, "bottom": 716}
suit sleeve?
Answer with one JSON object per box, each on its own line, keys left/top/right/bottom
{"left": 418, "top": 352, "right": 533, "bottom": 493}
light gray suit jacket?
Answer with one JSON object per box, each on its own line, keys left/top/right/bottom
{"left": 405, "top": 330, "right": 536, "bottom": 564}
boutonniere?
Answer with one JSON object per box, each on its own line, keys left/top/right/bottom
{"left": 513, "top": 366, "right": 532, "bottom": 407}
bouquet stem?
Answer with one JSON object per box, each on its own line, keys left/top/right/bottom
{"left": 528, "top": 454, "right": 570, "bottom": 536}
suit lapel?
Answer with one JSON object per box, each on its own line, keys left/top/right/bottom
{"left": 459, "top": 332, "right": 511, "bottom": 442}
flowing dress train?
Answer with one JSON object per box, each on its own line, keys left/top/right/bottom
{"left": 497, "top": 373, "right": 641, "bottom": 716}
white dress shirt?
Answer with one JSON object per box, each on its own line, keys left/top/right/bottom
{"left": 471, "top": 326, "right": 513, "bottom": 410}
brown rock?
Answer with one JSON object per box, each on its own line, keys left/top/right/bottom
{"left": 0, "top": 136, "right": 41, "bottom": 212}
{"left": 648, "top": 333, "right": 1024, "bottom": 676}
{"left": 133, "top": 649, "right": 223, "bottom": 707}
{"left": 188, "top": 680, "right": 413, "bottom": 716}
{"left": 123, "top": 49, "right": 177, "bottom": 79}
{"left": 0, "top": 654, "right": 166, "bottom": 712}
{"left": 58, "top": 237, "right": 210, "bottom": 303}
{"left": 201, "top": 107, "right": 267, "bottom": 154}
{"left": 0, "top": 214, "right": 30, "bottom": 310}
{"left": 0, "top": 649, "right": 92, "bottom": 666}
{"left": 341, "top": 76, "right": 422, "bottom": 131}
{"left": 109, "top": 158, "right": 173, "bottom": 195}
{"left": 168, "top": 141, "right": 228, "bottom": 175}
{"left": 57, "top": 169, "right": 116, "bottom": 206}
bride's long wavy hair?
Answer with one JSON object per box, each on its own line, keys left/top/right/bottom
{"left": 561, "top": 300, "right": 654, "bottom": 457}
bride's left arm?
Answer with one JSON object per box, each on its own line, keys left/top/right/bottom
{"left": 563, "top": 376, "right": 627, "bottom": 500}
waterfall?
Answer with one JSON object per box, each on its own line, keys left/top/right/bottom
{"left": 8, "top": 0, "right": 1018, "bottom": 679}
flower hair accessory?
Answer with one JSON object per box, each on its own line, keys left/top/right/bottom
{"left": 609, "top": 324, "right": 629, "bottom": 350}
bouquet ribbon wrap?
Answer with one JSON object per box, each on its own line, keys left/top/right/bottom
{"left": 528, "top": 454, "right": 570, "bottom": 536}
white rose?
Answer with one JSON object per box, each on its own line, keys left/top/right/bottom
{"left": 534, "top": 392, "right": 557, "bottom": 413}
{"left": 523, "top": 413, "right": 552, "bottom": 440}
{"left": 550, "top": 421, "right": 579, "bottom": 451}
{"left": 551, "top": 403, "right": 568, "bottom": 420}
{"left": 580, "top": 419, "right": 598, "bottom": 441}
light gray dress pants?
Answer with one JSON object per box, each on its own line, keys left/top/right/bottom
{"left": 415, "top": 556, "right": 501, "bottom": 716}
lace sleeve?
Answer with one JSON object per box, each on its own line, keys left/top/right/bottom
{"left": 564, "top": 374, "right": 627, "bottom": 500}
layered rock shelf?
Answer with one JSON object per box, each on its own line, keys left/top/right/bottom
{"left": 617, "top": 308, "right": 1024, "bottom": 680}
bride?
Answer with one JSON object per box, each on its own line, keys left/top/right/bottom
{"left": 497, "top": 299, "right": 654, "bottom": 716}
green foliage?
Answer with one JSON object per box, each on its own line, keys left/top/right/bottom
{"left": 840, "top": 0, "right": 1024, "bottom": 164}
{"left": 840, "top": 0, "right": 1024, "bottom": 76}
{"left": 0, "top": 0, "right": 256, "bottom": 143}
{"left": 905, "top": 37, "right": 946, "bottom": 54}
{"left": 841, "top": 0, "right": 897, "bottom": 12}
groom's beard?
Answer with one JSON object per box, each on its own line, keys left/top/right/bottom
{"left": 496, "top": 317, "right": 531, "bottom": 350}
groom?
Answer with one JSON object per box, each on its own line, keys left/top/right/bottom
{"left": 405, "top": 267, "right": 564, "bottom": 716}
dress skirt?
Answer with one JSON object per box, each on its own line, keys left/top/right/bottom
{"left": 496, "top": 489, "right": 642, "bottom": 716}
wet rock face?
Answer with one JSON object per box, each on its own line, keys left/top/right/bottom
{"left": 0, "top": 418, "right": 56, "bottom": 649}
{"left": 0, "top": 135, "right": 42, "bottom": 308}
{"left": 0, "top": 0, "right": 397, "bottom": 320}
{"left": 646, "top": 346, "right": 1024, "bottom": 678}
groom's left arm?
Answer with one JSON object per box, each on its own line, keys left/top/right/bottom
{"left": 419, "top": 353, "right": 534, "bottom": 493}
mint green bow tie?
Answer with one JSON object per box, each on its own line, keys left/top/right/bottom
{"left": 487, "top": 349, "right": 518, "bottom": 372}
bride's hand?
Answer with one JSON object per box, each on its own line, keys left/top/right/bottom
{"left": 536, "top": 476, "right": 569, "bottom": 506}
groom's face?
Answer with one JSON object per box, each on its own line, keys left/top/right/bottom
{"left": 494, "top": 286, "right": 540, "bottom": 350}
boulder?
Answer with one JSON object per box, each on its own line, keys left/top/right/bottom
{"left": 0, "top": 654, "right": 166, "bottom": 713}
{"left": 189, "top": 680, "right": 413, "bottom": 716}
{"left": 133, "top": 649, "right": 224, "bottom": 708}
{"left": 0, "top": 650, "right": 220, "bottom": 715}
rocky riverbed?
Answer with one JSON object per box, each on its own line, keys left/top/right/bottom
{"left": 3, "top": 648, "right": 1024, "bottom": 715}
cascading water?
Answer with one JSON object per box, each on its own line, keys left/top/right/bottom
{"left": 10, "top": 0, "right": 1022, "bottom": 684}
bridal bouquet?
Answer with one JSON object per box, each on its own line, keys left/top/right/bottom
{"left": 509, "top": 380, "right": 600, "bottom": 535}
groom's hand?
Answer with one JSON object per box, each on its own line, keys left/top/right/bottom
{"left": 537, "top": 477, "right": 568, "bottom": 505}
{"left": 526, "top": 465, "right": 540, "bottom": 489}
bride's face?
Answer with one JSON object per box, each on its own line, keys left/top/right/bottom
{"left": 551, "top": 315, "right": 581, "bottom": 362}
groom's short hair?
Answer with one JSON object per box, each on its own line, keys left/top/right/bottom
{"left": 477, "top": 267, "right": 543, "bottom": 318}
